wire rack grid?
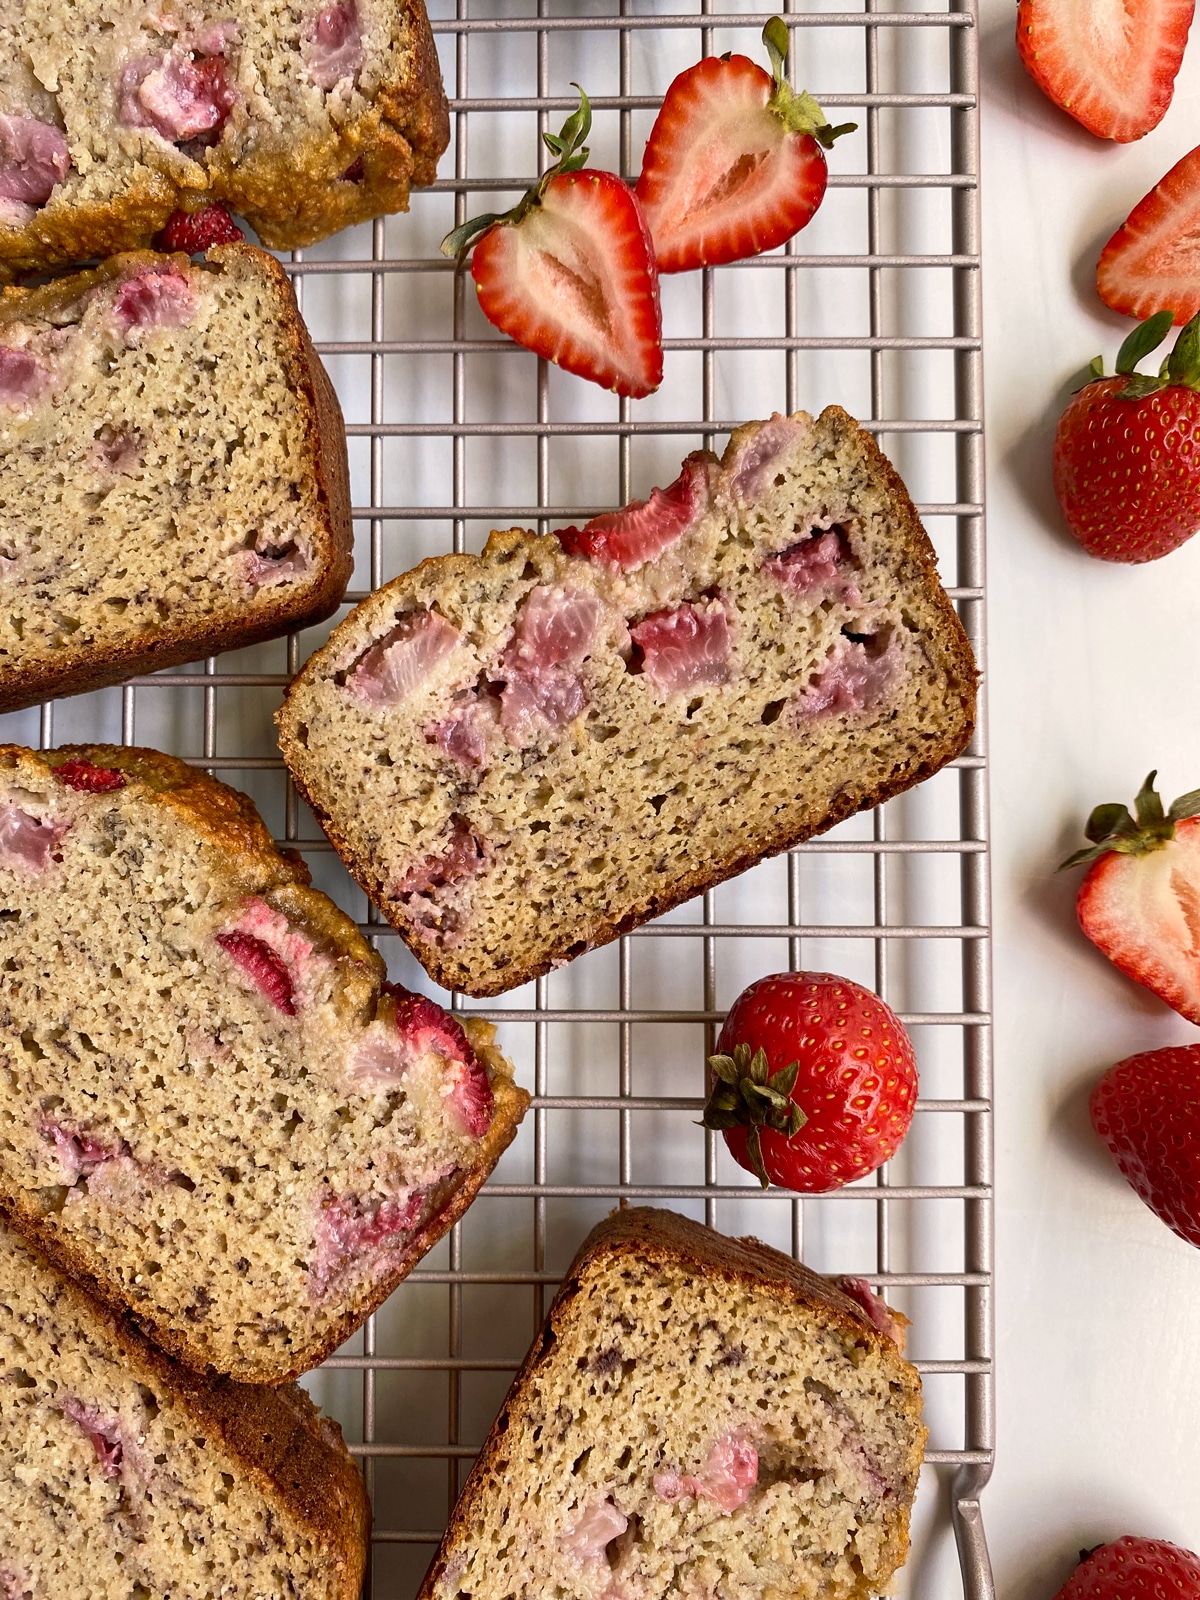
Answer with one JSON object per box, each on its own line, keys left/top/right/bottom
{"left": 0, "top": 0, "right": 992, "bottom": 1594}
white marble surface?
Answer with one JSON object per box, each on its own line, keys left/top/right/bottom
{"left": 979, "top": 3, "right": 1200, "bottom": 1591}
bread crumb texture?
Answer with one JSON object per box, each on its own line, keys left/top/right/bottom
{"left": 0, "top": 0, "right": 449, "bottom": 271}
{"left": 0, "top": 1223, "right": 369, "bottom": 1599}
{"left": 279, "top": 406, "right": 979, "bottom": 996}
{"left": 0, "top": 244, "right": 353, "bottom": 713}
{"left": 0, "top": 743, "right": 527, "bottom": 1383}
{"left": 420, "top": 1208, "right": 926, "bottom": 1600}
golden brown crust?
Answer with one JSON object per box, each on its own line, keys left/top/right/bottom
{"left": 418, "top": 1206, "right": 926, "bottom": 1600}
{"left": 279, "top": 407, "right": 978, "bottom": 996}
{"left": 0, "top": 244, "right": 353, "bottom": 716}
{"left": 0, "top": 743, "right": 527, "bottom": 1382}
{"left": 0, "top": 2, "right": 450, "bottom": 274}
{"left": 4, "top": 1225, "right": 370, "bottom": 1597}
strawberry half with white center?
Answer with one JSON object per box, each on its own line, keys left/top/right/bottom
{"left": 635, "top": 19, "right": 854, "bottom": 274}
{"left": 1052, "top": 309, "right": 1200, "bottom": 562}
{"left": 1061, "top": 771, "right": 1200, "bottom": 1024}
{"left": 1097, "top": 144, "right": 1200, "bottom": 325}
{"left": 442, "top": 91, "right": 662, "bottom": 399}
{"left": 1016, "top": 0, "right": 1195, "bottom": 143}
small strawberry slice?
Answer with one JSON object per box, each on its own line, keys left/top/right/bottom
{"left": 1053, "top": 310, "right": 1200, "bottom": 562}
{"left": 1060, "top": 771, "right": 1200, "bottom": 1023}
{"left": 442, "top": 92, "right": 662, "bottom": 399}
{"left": 1098, "top": 144, "right": 1200, "bottom": 324}
{"left": 634, "top": 19, "right": 854, "bottom": 274}
{"left": 1016, "top": 0, "right": 1194, "bottom": 143}
{"left": 1091, "top": 1050, "right": 1200, "bottom": 1249}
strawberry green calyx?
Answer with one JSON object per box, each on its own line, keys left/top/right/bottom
{"left": 1059, "top": 770, "right": 1200, "bottom": 870}
{"left": 1082, "top": 308, "right": 1200, "bottom": 400}
{"left": 702, "top": 1040, "right": 808, "bottom": 1189}
{"left": 440, "top": 89, "right": 594, "bottom": 261}
{"left": 761, "top": 18, "right": 856, "bottom": 149}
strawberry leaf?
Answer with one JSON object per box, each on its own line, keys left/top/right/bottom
{"left": 1167, "top": 787, "right": 1200, "bottom": 822}
{"left": 744, "top": 1126, "right": 771, "bottom": 1189}
{"left": 1061, "top": 773, "right": 1184, "bottom": 870}
{"left": 1133, "top": 770, "right": 1165, "bottom": 830}
{"left": 1115, "top": 309, "right": 1175, "bottom": 375}
{"left": 762, "top": 16, "right": 791, "bottom": 84}
{"left": 1115, "top": 372, "right": 1168, "bottom": 400}
{"left": 1084, "top": 802, "right": 1136, "bottom": 844}
{"left": 1167, "top": 309, "right": 1200, "bottom": 391}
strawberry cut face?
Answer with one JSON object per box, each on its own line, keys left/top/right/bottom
{"left": 636, "top": 54, "right": 829, "bottom": 273}
{"left": 1016, "top": 0, "right": 1195, "bottom": 142}
{"left": 1098, "top": 142, "right": 1200, "bottom": 325}
{"left": 471, "top": 170, "right": 663, "bottom": 400}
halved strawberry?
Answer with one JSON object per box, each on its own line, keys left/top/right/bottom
{"left": 1016, "top": 0, "right": 1194, "bottom": 143}
{"left": 442, "top": 92, "right": 662, "bottom": 399}
{"left": 1098, "top": 144, "right": 1200, "bottom": 323}
{"left": 1061, "top": 771, "right": 1200, "bottom": 1023}
{"left": 635, "top": 19, "right": 854, "bottom": 274}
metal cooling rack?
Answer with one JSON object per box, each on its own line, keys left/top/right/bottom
{"left": 0, "top": 0, "right": 992, "bottom": 1593}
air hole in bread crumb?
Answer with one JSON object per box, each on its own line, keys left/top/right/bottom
{"left": 570, "top": 1447, "right": 591, "bottom": 1475}
{"left": 9, "top": 1367, "right": 35, "bottom": 1388}
{"left": 649, "top": 795, "right": 667, "bottom": 814}
{"left": 761, "top": 699, "right": 786, "bottom": 725}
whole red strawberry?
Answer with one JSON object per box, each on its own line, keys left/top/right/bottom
{"left": 702, "top": 971, "right": 917, "bottom": 1192}
{"left": 1053, "top": 310, "right": 1200, "bottom": 562}
{"left": 634, "top": 19, "right": 854, "bottom": 274}
{"left": 442, "top": 91, "right": 662, "bottom": 399}
{"left": 1053, "top": 1536, "right": 1200, "bottom": 1599}
{"left": 157, "top": 203, "right": 244, "bottom": 254}
{"left": 1061, "top": 771, "right": 1200, "bottom": 1023}
{"left": 1091, "top": 1048, "right": 1200, "bottom": 1248}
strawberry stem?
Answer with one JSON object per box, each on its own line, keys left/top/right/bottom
{"left": 701, "top": 1041, "right": 808, "bottom": 1189}
{"left": 441, "top": 88, "right": 594, "bottom": 261}
{"left": 761, "top": 18, "right": 855, "bottom": 146}
{"left": 1059, "top": 771, "right": 1200, "bottom": 869}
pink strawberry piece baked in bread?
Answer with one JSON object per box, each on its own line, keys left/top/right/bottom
{"left": 0, "top": 744, "right": 528, "bottom": 1383}
{"left": 278, "top": 405, "right": 977, "bottom": 996}
{"left": 417, "top": 1208, "right": 926, "bottom": 1600}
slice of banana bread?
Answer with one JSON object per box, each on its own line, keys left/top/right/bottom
{"left": 0, "top": 243, "right": 352, "bottom": 714}
{"left": 418, "top": 1207, "right": 927, "bottom": 1600}
{"left": 0, "top": 1222, "right": 369, "bottom": 1599}
{"left": 0, "top": 744, "right": 529, "bottom": 1383}
{"left": 0, "top": 0, "right": 448, "bottom": 275}
{"left": 278, "top": 406, "right": 978, "bottom": 997}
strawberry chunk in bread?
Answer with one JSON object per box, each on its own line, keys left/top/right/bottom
{"left": 0, "top": 744, "right": 528, "bottom": 1383}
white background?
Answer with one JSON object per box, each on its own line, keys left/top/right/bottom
{"left": 979, "top": 0, "right": 1200, "bottom": 1591}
